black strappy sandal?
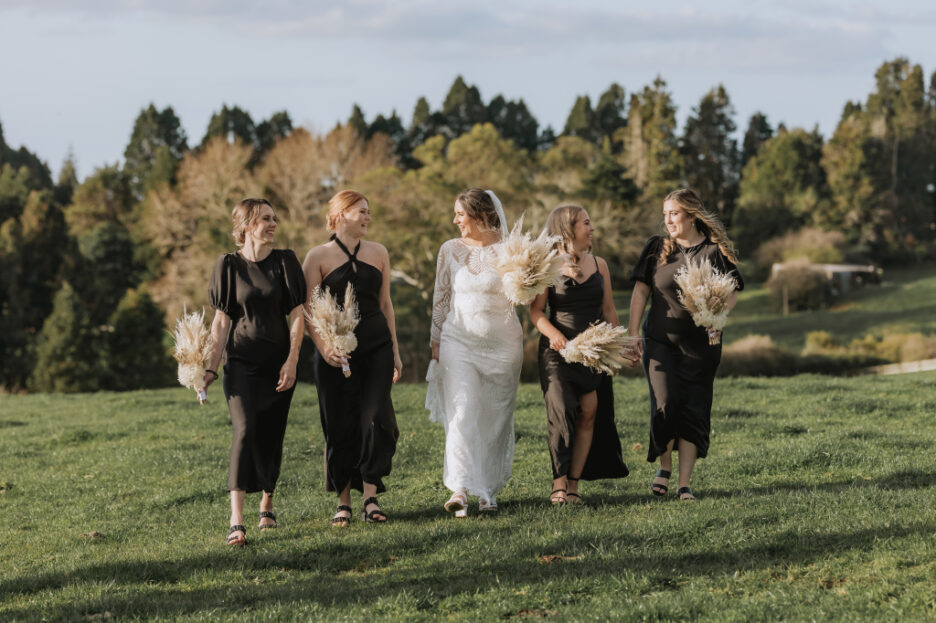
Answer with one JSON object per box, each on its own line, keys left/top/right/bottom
{"left": 331, "top": 505, "right": 352, "bottom": 527}
{"left": 651, "top": 469, "right": 671, "bottom": 497}
{"left": 362, "top": 497, "right": 388, "bottom": 523}
{"left": 677, "top": 486, "right": 696, "bottom": 501}
{"left": 227, "top": 525, "right": 247, "bottom": 547}
{"left": 566, "top": 477, "right": 584, "bottom": 506}
{"left": 550, "top": 488, "right": 567, "bottom": 505}
{"left": 258, "top": 511, "right": 277, "bottom": 530}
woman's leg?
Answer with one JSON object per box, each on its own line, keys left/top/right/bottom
{"left": 566, "top": 391, "right": 597, "bottom": 497}
{"left": 228, "top": 490, "right": 246, "bottom": 543}
{"left": 334, "top": 482, "right": 352, "bottom": 522}
{"left": 259, "top": 491, "right": 275, "bottom": 528}
{"left": 652, "top": 439, "right": 676, "bottom": 493}
{"left": 676, "top": 439, "right": 698, "bottom": 499}
{"left": 362, "top": 481, "right": 387, "bottom": 522}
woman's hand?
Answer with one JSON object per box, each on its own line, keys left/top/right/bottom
{"left": 321, "top": 346, "right": 349, "bottom": 369}
{"left": 203, "top": 369, "right": 219, "bottom": 389}
{"left": 431, "top": 341, "right": 440, "bottom": 362}
{"left": 392, "top": 354, "right": 403, "bottom": 384}
{"left": 548, "top": 333, "right": 568, "bottom": 351}
{"left": 626, "top": 338, "right": 643, "bottom": 367}
{"left": 276, "top": 359, "right": 298, "bottom": 392}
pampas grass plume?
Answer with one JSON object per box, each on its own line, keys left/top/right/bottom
{"left": 496, "top": 215, "right": 566, "bottom": 306}
{"left": 674, "top": 258, "right": 738, "bottom": 344}
{"left": 559, "top": 322, "right": 635, "bottom": 376}
{"left": 305, "top": 282, "right": 360, "bottom": 377}
{"left": 172, "top": 307, "right": 212, "bottom": 403}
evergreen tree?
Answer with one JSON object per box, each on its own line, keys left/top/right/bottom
{"left": 106, "top": 288, "right": 174, "bottom": 390}
{"left": 681, "top": 84, "right": 740, "bottom": 224}
{"left": 54, "top": 152, "right": 79, "bottom": 206}
{"left": 0, "top": 119, "right": 54, "bottom": 190}
{"left": 123, "top": 104, "right": 188, "bottom": 198}
{"left": 65, "top": 165, "right": 133, "bottom": 234}
{"left": 19, "top": 190, "right": 69, "bottom": 329}
{"left": 595, "top": 83, "right": 627, "bottom": 150}
{"left": 29, "top": 282, "right": 103, "bottom": 393}
{"left": 201, "top": 105, "right": 257, "bottom": 148}
{"left": 741, "top": 112, "right": 773, "bottom": 168}
{"left": 70, "top": 221, "right": 142, "bottom": 325}
{"left": 0, "top": 216, "right": 29, "bottom": 389}
{"left": 733, "top": 127, "right": 831, "bottom": 259}
{"left": 582, "top": 156, "right": 638, "bottom": 205}
{"left": 441, "top": 76, "right": 488, "bottom": 137}
{"left": 348, "top": 105, "right": 368, "bottom": 137}
{"left": 487, "top": 96, "right": 539, "bottom": 151}
{"left": 255, "top": 111, "right": 293, "bottom": 159}
{"left": 622, "top": 77, "right": 683, "bottom": 202}
{"left": 563, "top": 95, "right": 598, "bottom": 143}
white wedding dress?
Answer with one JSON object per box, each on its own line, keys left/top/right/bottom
{"left": 426, "top": 238, "right": 523, "bottom": 500}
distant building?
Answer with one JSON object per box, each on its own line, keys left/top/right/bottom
{"left": 771, "top": 262, "right": 882, "bottom": 295}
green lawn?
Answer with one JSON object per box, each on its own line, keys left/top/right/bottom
{"left": 614, "top": 262, "right": 936, "bottom": 351}
{"left": 2, "top": 375, "right": 935, "bottom": 621}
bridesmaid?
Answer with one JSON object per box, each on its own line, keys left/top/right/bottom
{"left": 627, "top": 188, "right": 743, "bottom": 500}
{"left": 205, "top": 198, "right": 307, "bottom": 547}
{"left": 530, "top": 204, "right": 628, "bottom": 505}
{"left": 302, "top": 190, "right": 402, "bottom": 526}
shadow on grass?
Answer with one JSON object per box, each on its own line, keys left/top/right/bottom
{"left": 2, "top": 520, "right": 934, "bottom": 620}
{"left": 692, "top": 468, "right": 936, "bottom": 500}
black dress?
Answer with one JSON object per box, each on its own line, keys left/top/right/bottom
{"left": 630, "top": 236, "right": 744, "bottom": 462}
{"left": 314, "top": 236, "right": 398, "bottom": 494}
{"left": 209, "top": 249, "right": 307, "bottom": 493}
{"left": 538, "top": 258, "right": 628, "bottom": 481}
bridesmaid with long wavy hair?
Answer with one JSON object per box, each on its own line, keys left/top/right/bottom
{"left": 627, "top": 188, "right": 743, "bottom": 501}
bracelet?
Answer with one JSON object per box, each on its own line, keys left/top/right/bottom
{"left": 205, "top": 369, "right": 219, "bottom": 379}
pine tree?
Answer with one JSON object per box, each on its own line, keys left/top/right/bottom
{"left": 562, "top": 95, "right": 597, "bottom": 143}
{"left": 123, "top": 104, "right": 188, "bottom": 198}
{"left": 622, "top": 77, "right": 683, "bottom": 203}
{"left": 741, "top": 112, "right": 773, "bottom": 168}
{"left": 29, "top": 282, "right": 103, "bottom": 393}
{"left": 681, "top": 84, "right": 740, "bottom": 224}
{"left": 441, "top": 76, "right": 488, "bottom": 137}
{"left": 106, "top": 288, "right": 174, "bottom": 390}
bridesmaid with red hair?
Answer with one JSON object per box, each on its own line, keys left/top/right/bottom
{"left": 303, "top": 190, "right": 402, "bottom": 526}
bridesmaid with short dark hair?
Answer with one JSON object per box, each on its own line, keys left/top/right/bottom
{"left": 205, "top": 198, "right": 307, "bottom": 546}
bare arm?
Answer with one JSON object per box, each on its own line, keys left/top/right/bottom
{"left": 203, "top": 309, "right": 231, "bottom": 389}
{"left": 378, "top": 244, "right": 403, "bottom": 383}
{"left": 596, "top": 256, "right": 620, "bottom": 326}
{"left": 529, "top": 290, "right": 567, "bottom": 351}
{"left": 627, "top": 281, "right": 651, "bottom": 364}
{"left": 276, "top": 304, "right": 304, "bottom": 392}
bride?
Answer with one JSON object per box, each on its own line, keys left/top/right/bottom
{"left": 426, "top": 188, "right": 523, "bottom": 516}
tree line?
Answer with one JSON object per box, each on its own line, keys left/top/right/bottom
{"left": 1, "top": 58, "right": 934, "bottom": 391}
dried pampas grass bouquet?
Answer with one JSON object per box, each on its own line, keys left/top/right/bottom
{"left": 172, "top": 307, "right": 213, "bottom": 404}
{"left": 673, "top": 258, "right": 738, "bottom": 345}
{"left": 305, "top": 282, "right": 360, "bottom": 377}
{"left": 559, "top": 322, "right": 636, "bottom": 376}
{"left": 495, "top": 216, "right": 566, "bottom": 306}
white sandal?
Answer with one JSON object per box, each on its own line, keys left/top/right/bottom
{"left": 479, "top": 498, "right": 498, "bottom": 512}
{"left": 444, "top": 490, "right": 467, "bottom": 513}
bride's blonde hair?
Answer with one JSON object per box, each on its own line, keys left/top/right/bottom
{"left": 545, "top": 203, "right": 589, "bottom": 279}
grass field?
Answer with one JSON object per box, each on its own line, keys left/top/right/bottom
{"left": 2, "top": 373, "right": 935, "bottom": 621}
{"left": 613, "top": 262, "right": 936, "bottom": 352}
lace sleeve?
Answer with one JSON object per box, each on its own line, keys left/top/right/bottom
{"left": 430, "top": 241, "right": 453, "bottom": 343}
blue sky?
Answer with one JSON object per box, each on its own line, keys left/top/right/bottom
{"left": 1, "top": 0, "right": 934, "bottom": 179}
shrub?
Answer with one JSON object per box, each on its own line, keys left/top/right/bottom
{"left": 753, "top": 228, "right": 847, "bottom": 281}
{"left": 765, "top": 259, "right": 832, "bottom": 311}
{"left": 719, "top": 335, "right": 798, "bottom": 377}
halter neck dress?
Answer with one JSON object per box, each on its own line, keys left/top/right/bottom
{"left": 537, "top": 256, "right": 628, "bottom": 481}
{"left": 209, "top": 248, "right": 307, "bottom": 493}
{"left": 313, "top": 236, "right": 398, "bottom": 494}
{"left": 630, "top": 235, "right": 744, "bottom": 462}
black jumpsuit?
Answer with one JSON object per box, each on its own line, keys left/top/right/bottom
{"left": 209, "top": 249, "right": 307, "bottom": 493}
{"left": 313, "top": 237, "right": 399, "bottom": 494}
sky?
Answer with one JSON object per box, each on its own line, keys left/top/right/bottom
{"left": 1, "top": 0, "right": 935, "bottom": 179}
